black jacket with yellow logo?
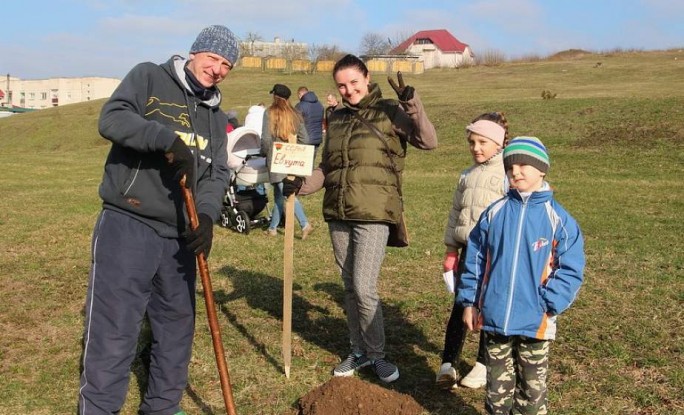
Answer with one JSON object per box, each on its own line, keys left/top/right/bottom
{"left": 97, "top": 56, "right": 230, "bottom": 237}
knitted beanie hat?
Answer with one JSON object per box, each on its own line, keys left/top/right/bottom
{"left": 503, "top": 136, "right": 550, "bottom": 173}
{"left": 190, "top": 25, "right": 240, "bottom": 66}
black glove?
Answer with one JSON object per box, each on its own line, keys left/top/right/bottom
{"left": 387, "top": 71, "right": 415, "bottom": 101}
{"left": 282, "top": 177, "right": 303, "bottom": 197}
{"left": 167, "top": 136, "right": 195, "bottom": 188}
{"left": 184, "top": 213, "right": 213, "bottom": 257}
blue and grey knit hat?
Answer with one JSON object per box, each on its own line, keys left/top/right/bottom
{"left": 190, "top": 25, "right": 240, "bottom": 66}
{"left": 503, "top": 136, "right": 550, "bottom": 173}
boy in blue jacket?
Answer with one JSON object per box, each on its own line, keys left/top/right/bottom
{"left": 457, "top": 136, "right": 585, "bottom": 415}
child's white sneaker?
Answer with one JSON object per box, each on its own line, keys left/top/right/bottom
{"left": 460, "top": 362, "right": 486, "bottom": 389}
{"left": 435, "top": 362, "right": 458, "bottom": 390}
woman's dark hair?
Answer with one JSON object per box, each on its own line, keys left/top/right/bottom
{"left": 333, "top": 54, "right": 368, "bottom": 78}
{"left": 471, "top": 112, "right": 510, "bottom": 146}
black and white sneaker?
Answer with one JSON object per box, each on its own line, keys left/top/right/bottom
{"left": 372, "top": 358, "right": 399, "bottom": 383}
{"left": 333, "top": 353, "right": 371, "bottom": 377}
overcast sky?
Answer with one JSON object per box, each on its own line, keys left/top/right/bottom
{"left": 3, "top": 0, "right": 683, "bottom": 80}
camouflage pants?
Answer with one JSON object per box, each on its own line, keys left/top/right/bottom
{"left": 484, "top": 332, "right": 550, "bottom": 415}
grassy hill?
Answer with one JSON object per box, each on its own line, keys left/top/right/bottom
{"left": 0, "top": 49, "right": 682, "bottom": 414}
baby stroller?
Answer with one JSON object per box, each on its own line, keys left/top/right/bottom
{"left": 220, "top": 126, "right": 271, "bottom": 234}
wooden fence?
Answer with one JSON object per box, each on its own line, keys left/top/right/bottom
{"left": 238, "top": 57, "right": 424, "bottom": 74}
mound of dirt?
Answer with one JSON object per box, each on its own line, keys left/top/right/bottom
{"left": 548, "top": 48, "right": 593, "bottom": 60}
{"left": 297, "top": 377, "right": 425, "bottom": 415}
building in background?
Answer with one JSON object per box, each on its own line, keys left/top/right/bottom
{"left": 390, "top": 29, "right": 474, "bottom": 69}
{"left": 242, "top": 37, "right": 308, "bottom": 59}
{"left": 0, "top": 75, "right": 120, "bottom": 109}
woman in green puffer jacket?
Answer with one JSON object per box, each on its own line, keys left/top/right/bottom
{"left": 285, "top": 54, "right": 437, "bottom": 384}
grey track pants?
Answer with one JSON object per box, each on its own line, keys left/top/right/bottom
{"left": 328, "top": 220, "right": 389, "bottom": 360}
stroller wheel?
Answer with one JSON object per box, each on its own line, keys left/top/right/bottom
{"left": 220, "top": 210, "right": 232, "bottom": 228}
{"left": 235, "top": 211, "right": 251, "bottom": 234}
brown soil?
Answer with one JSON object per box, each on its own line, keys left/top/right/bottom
{"left": 297, "top": 377, "right": 425, "bottom": 415}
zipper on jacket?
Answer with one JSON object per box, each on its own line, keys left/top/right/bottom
{"left": 122, "top": 159, "right": 142, "bottom": 196}
{"left": 503, "top": 198, "right": 527, "bottom": 332}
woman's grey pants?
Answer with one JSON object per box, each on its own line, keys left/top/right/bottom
{"left": 328, "top": 220, "right": 389, "bottom": 360}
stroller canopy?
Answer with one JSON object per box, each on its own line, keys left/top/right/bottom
{"left": 226, "top": 126, "right": 269, "bottom": 186}
{"left": 227, "top": 126, "right": 262, "bottom": 169}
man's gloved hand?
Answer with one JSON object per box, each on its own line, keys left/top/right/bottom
{"left": 166, "top": 136, "right": 195, "bottom": 188}
{"left": 282, "top": 177, "right": 303, "bottom": 197}
{"left": 387, "top": 71, "right": 415, "bottom": 101}
{"left": 443, "top": 251, "right": 458, "bottom": 272}
{"left": 184, "top": 213, "right": 213, "bottom": 257}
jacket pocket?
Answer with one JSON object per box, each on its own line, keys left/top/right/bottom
{"left": 537, "top": 285, "right": 549, "bottom": 313}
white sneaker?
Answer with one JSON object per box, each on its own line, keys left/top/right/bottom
{"left": 435, "top": 362, "right": 458, "bottom": 390}
{"left": 460, "top": 362, "right": 486, "bottom": 389}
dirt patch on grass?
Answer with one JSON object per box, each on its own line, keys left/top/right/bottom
{"left": 548, "top": 49, "right": 593, "bottom": 60}
{"left": 573, "top": 121, "right": 682, "bottom": 149}
{"left": 297, "top": 377, "right": 425, "bottom": 415}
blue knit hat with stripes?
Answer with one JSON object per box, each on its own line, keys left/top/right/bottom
{"left": 503, "top": 136, "right": 550, "bottom": 173}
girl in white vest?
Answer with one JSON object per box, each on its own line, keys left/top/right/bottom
{"left": 437, "top": 112, "right": 510, "bottom": 390}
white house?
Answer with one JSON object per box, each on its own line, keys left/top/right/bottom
{"left": 391, "top": 29, "right": 474, "bottom": 69}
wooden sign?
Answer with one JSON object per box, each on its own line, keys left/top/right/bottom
{"left": 269, "top": 142, "right": 315, "bottom": 177}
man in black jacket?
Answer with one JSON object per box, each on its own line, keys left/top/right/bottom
{"left": 295, "top": 86, "right": 324, "bottom": 159}
{"left": 78, "top": 25, "right": 238, "bottom": 415}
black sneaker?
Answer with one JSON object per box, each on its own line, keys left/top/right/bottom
{"left": 333, "top": 353, "right": 371, "bottom": 377}
{"left": 373, "top": 358, "right": 399, "bottom": 383}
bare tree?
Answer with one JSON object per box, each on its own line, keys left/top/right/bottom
{"left": 244, "top": 32, "right": 263, "bottom": 43}
{"left": 476, "top": 49, "right": 506, "bottom": 66}
{"left": 243, "top": 32, "right": 263, "bottom": 56}
{"left": 317, "top": 44, "right": 347, "bottom": 61}
{"left": 308, "top": 44, "right": 321, "bottom": 62}
{"left": 239, "top": 43, "right": 251, "bottom": 58}
{"left": 281, "top": 42, "right": 304, "bottom": 61}
{"left": 388, "top": 30, "right": 414, "bottom": 53}
{"left": 359, "top": 32, "right": 391, "bottom": 56}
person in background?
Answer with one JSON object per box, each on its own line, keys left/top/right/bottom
{"left": 78, "top": 25, "right": 239, "bottom": 415}
{"left": 244, "top": 103, "right": 265, "bottom": 133}
{"left": 282, "top": 54, "right": 437, "bottom": 383}
{"left": 260, "top": 83, "right": 314, "bottom": 239}
{"left": 458, "top": 136, "right": 585, "bottom": 414}
{"left": 436, "top": 112, "right": 510, "bottom": 391}
{"left": 225, "top": 109, "right": 240, "bottom": 133}
{"left": 323, "top": 92, "right": 339, "bottom": 133}
{"left": 295, "top": 86, "right": 324, "bottom": 160}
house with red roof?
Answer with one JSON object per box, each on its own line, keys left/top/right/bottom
{"left": 391, "top": 29, "right": 474, "bottom": 69}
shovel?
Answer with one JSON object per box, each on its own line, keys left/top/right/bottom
{"left": 181, "top": 176, "right": 237, "bottom": 415}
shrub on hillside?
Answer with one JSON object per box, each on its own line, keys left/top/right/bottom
{"left": 476, "top": 49, "right": 506, "bottom": 66}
